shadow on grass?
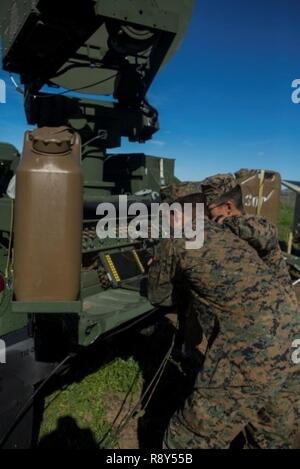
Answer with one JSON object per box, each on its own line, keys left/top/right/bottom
{"left": 38, "top": 416, "right": 99, "bottom": 449}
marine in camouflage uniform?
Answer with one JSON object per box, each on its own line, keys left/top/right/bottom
{"left": 223, "top": 215, "right": 296, "bottom": 298}
{"left": 160, "top": 182, "right": 204, "bottom": 366}
{"left": 201, "top": 173, "right": 297, "bottom": 306}
{"left": 201, "top": 173, "right": 240, "bottom": 211}
{"left": 148, "top": 184, "right": 300, "bottom": 449}
{"left": 160, "top": 181, "right": 202, "bottom": 204}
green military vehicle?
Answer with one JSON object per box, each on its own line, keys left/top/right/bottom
{"left": 0, "top": 0, "right": 195, "bottom": 448}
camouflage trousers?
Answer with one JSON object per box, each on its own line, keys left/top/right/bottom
{"left": 163, "top": 367, "right": 300, "bottom": 449}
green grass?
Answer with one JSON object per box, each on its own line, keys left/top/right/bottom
{"left": 38, "top": 356, "right": 142, "bottom": 449}
{"left": 277, "top": 201, "right": 294, "bottom": 245}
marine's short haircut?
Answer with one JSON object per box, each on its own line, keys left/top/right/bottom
{"left": 176, "top": 193, "right": 206, "bottom": 205}
{"left": 175, "top": 193, "right": 208, "bottom": 218}
{"left": 216, "top": 185, "right": 244, "bottom": 211}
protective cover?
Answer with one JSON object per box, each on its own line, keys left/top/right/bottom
{"left": 236, "top": 169, "right": 282, "bottom": 225}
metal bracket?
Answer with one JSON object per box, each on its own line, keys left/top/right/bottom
{"left": 95, "top": 0, "right": 178, "bottom": 32}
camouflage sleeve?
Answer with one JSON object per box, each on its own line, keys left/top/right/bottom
{"left": 223, "top": 215, "right": 293, "bottom": 290}
{"left": 147, "top": 239, "right": 178, "bottom": 307}
{"left": 222, "top": 215, "right": 278, "bottom": 255}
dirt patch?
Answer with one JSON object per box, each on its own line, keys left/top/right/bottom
{"left": 103, "top": 392, "right": 140, "bottom": 449}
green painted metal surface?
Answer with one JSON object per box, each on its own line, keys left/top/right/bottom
{"left": 0, "top": 0, "right": 191, "bottom": 346}
{"left": 78, "top": 288, "right": 154, "bottom": 346}
{"left": 11, "top": 300, "right": 82, "bottom": 314}
{"left": 0, "top": 0, "right": 195, "bottom": 96}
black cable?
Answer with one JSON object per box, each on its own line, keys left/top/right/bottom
{"left": 98, "top": 369, "right": 141, "bottom": 448}
{"left": 141, "top": 335, "right": 175, "bottom": 413}
{"left": 29, "top": 74, "right": 118, "bottom": 99}
{"left": 0, "top": 305, "right": 164, "bottom": 448}
{"left": 101, "top": 308, "right": 159, "bottom": 341}
{"left": 51, "top": 63, "right": 104, "bottom": 79}
{"left": 82, "top": 132, "right": 108, "bottom": 148}
{"left": 114, "top": 331, "right": 175, "bottom": 439}
{"left": 100, "top": 329, "right": 176, "bottom": 447}
{"left": 0, "top": 308, "right": 159, "bottom": 447}
{"left": 0, "top": 354, "right": 72, "bottom": 448}
{"left": 9, "top": 75, "right": 24, "bottom": 96}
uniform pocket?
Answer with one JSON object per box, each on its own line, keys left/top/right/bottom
{"left": 196, "top": 352, "right": 250, "bottom": 389}
{"left": 209, "top": 357, "right": 249, "bottom": 388}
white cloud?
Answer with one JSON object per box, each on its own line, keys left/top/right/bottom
{"left": 182, "top": 139, "right": 195, "bottom": 148}
{"left": 150, "top": 140, "right": 166, "bottom": 147}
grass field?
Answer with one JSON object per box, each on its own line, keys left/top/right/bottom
{"left": 38, "top": 342, "right": 143, "bottom": 449}
{"left": 278, "top": 201, "right": 294, "bottom": 246}
{"left": 37, "top": 318, "right": 182, "bottom": 449}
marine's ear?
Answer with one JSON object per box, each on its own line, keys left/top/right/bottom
{"left": 226, "top": 200, "right": 241, "bottom": 216}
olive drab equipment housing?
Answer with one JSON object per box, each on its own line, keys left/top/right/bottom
{"left": 280, "top": 180, "right": 300, "bottom": 242}
{"left": 0, "top": 0, "right": 196, "bottom": 448}
{"left": 236, "top": 169, "right": 282, "bottom": 226}
{"left": 292, "top": 186, "right": 300, "bottom": 242}
{"left": 0, "top": 143, "right": 19, "bottom": 196}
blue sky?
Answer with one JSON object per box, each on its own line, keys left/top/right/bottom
{"left": 1, "top": 0, "right": 300, "bottom": 181}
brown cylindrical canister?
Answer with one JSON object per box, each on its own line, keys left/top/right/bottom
{"left": 14, "top": 127, "right": 83, "bottom": 301}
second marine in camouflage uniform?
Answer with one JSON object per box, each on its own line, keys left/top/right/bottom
{"left": 201, "top": 173, "right": 297, "bottom": 306}
{"left": 223, "top": 215, "right": 296, "bottom": 296}
{"left": 148, "top": 184, "right": 300, "bottom": 449}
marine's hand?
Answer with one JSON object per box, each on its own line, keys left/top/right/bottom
{"left": 213, "top": 215, "right": 226, "bottom": 224}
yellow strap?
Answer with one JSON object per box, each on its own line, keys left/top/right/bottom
{"left": 133, "top": 250, "right": 145, "bottom": 274}
{"left": 257, "top": 170, "right": 265, "bottom": 215}
{"left": 105, "top": 255, "right": 121, "bottom": 283}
